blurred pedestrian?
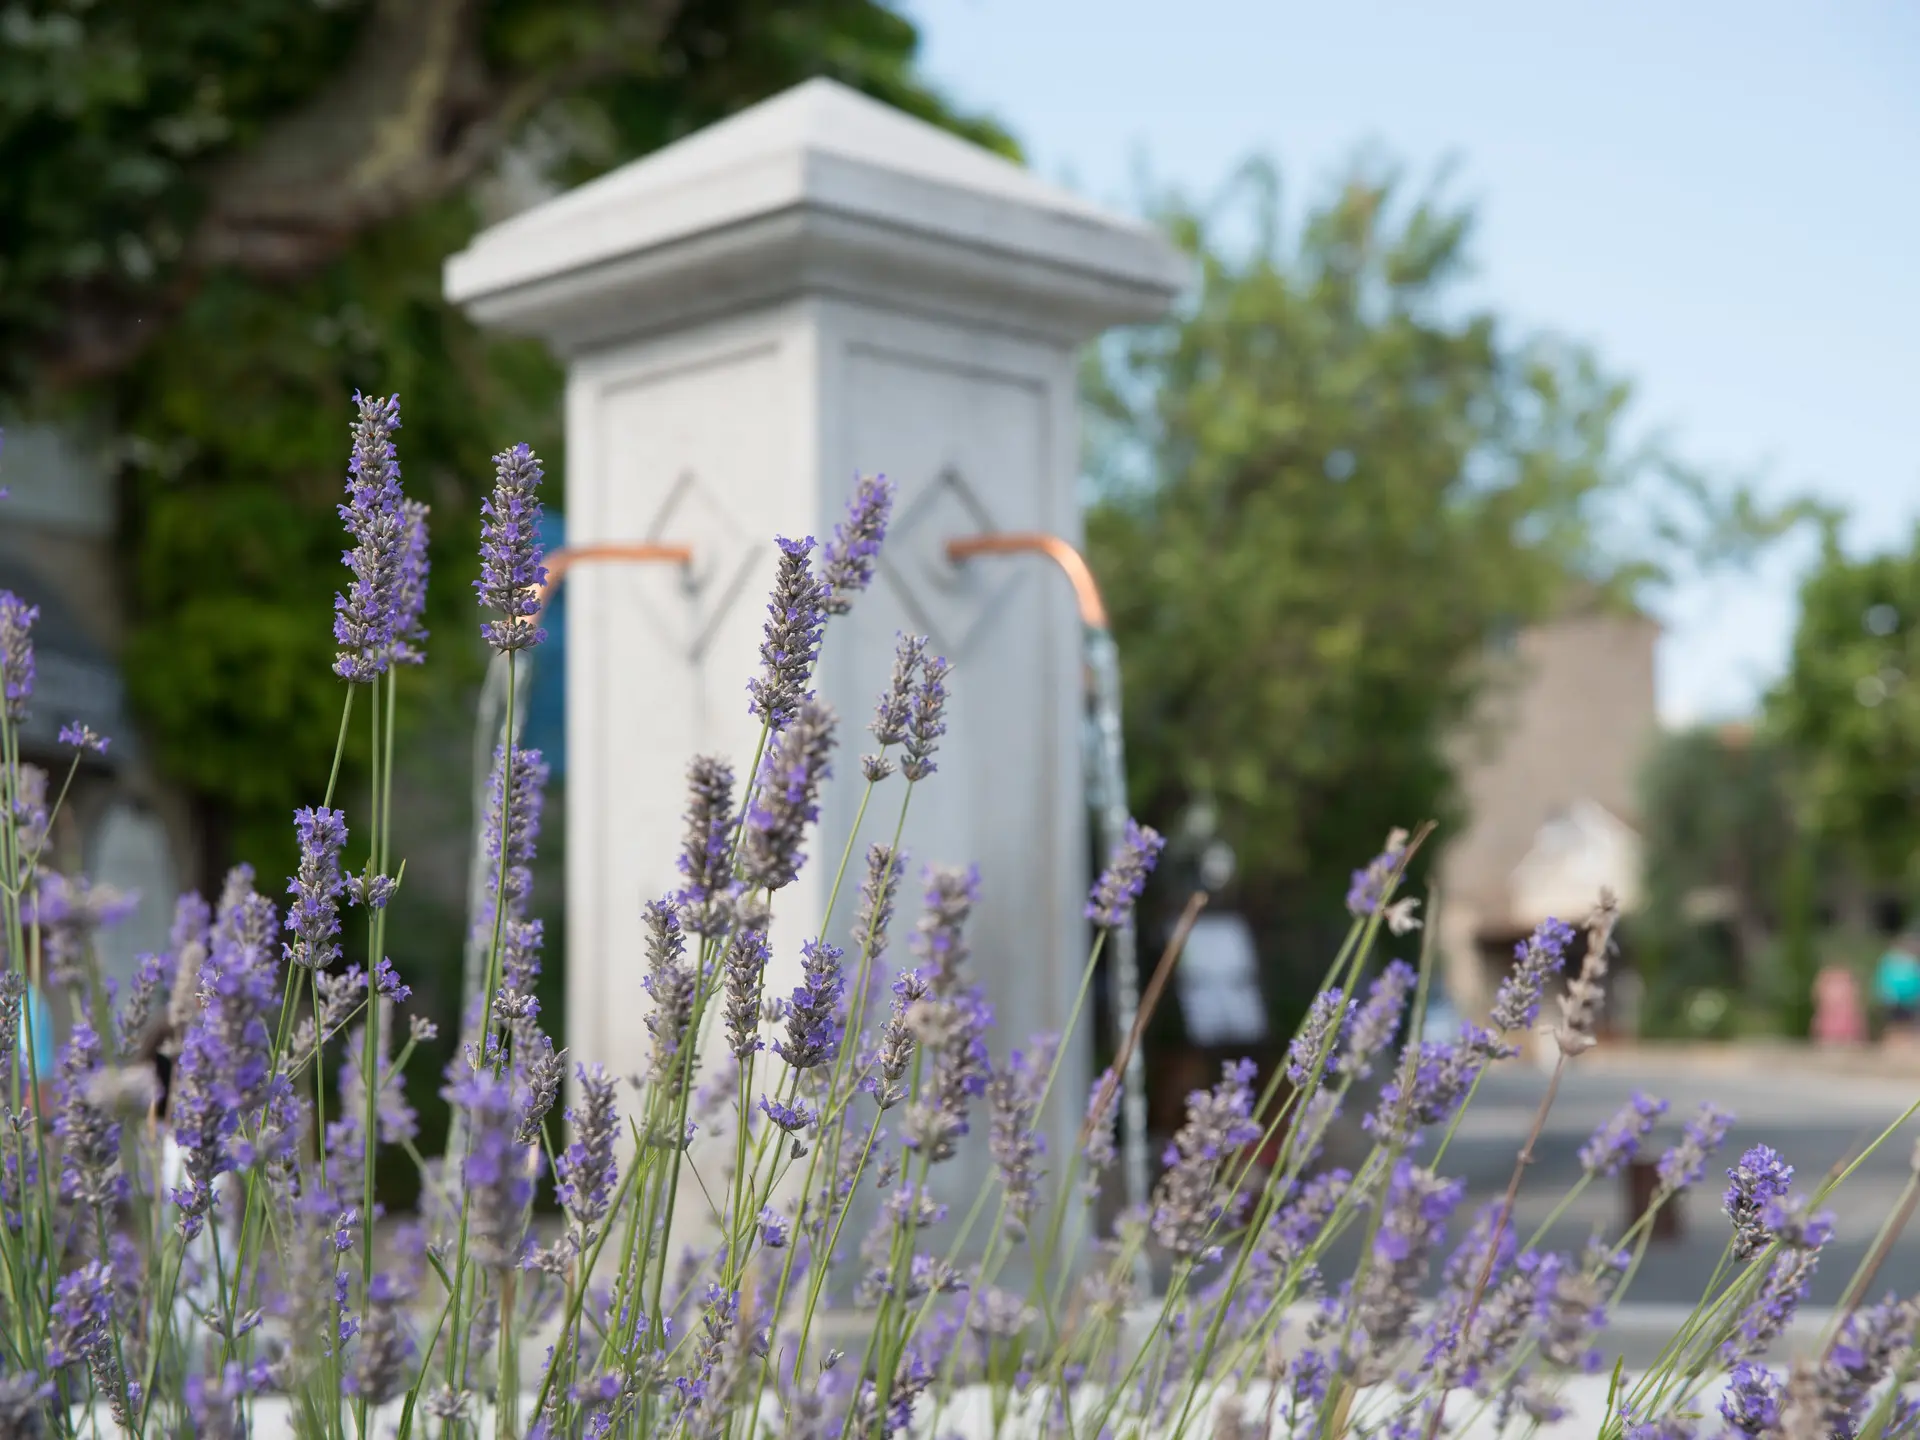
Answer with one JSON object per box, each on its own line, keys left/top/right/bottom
{"left": 14, "top": 980, "right": 55, "bottom": 1110}
{"left": 1812, "top": 964, "right": 1867, "bottom": 1046}
{"left": 1873, "top": 931, "right": 1920, "bottom": 1042}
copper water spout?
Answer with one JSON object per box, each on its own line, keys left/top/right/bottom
{"left": 536, "top": 542, "right": 694, "bottom": 605}
{"left": 943, "top": 533, "right": 1109, "bottom": 629}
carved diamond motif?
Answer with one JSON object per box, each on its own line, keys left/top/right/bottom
{"left": 612, "top": 469, "right": 762, "bottom": 659}
{"left": 877, "top": 466, "right": 1020, "bottom": 656}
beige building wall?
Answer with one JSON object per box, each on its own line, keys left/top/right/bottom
{"left": 1438, "top": 608, "right": 1662, "bottom": 1018}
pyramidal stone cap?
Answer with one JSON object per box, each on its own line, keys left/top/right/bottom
{"left": 445, "top": 78, "right": 1191, "bottom": 353}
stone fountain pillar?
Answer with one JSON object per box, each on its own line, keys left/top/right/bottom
{"left": 446, "top": 78, "right": 1186, "bottom": 1246}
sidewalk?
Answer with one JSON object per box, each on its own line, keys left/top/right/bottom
{"left": 1577, "top": 1036, "right": 1920, "bottom": 1082}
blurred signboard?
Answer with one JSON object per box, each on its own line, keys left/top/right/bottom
{"left": 1176, "top": 912, "right": 1268, "bottom": 1045}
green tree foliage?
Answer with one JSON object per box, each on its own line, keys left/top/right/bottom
{"left": 1633, "top": 725, "right": 1800, "bottom": 1033}
{"left": 1768, "top": 524, "right": 1920, "bottom": 887}
{"left": 1084, "top": 161, "right": 1801, "bottom": 1017}
{"left": 1, "top": 0, "right": 1010, "bottom": 874}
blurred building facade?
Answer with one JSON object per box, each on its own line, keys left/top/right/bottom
{"left": 1, "top": 423, "right": 183, "bottom": 993}
{"left": 1437, "top": 603, "right": 1662, "bottom": 1044}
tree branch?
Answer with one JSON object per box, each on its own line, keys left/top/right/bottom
{"left": 44, "top": 0, "right": 682, "bottom": 385}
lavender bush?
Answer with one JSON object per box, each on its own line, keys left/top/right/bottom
{"left": 1, "top": 394, "right": 1918, "bottom": 1440}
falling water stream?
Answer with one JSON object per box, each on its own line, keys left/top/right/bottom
{"left": 1083, "top": 626, "right": 1151, "bottom": 1230}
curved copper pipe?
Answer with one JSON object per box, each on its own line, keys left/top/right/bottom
{"left": 536, "top": 542, "right": 694, "bottom": 604}
{"left": 943, "top": 533, "right": 1109, "bottom": 629}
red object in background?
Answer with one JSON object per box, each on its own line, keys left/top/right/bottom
{"left": 1813, "top": 966, "right": 1867, "bottom": 1046}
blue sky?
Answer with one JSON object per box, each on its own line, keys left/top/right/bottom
{"left": 905, "top": 0, "right": 1920, "bottom": 725}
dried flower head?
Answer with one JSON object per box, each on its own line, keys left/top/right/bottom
{"left": 1554, "top": 891, "right": 1619, "bottom": 1057}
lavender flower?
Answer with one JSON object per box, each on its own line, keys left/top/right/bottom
{"left": 1758, "top": 1193, "right": 1834, "bottom": 1252}
{"left": 346, "top": 1274, "right": 415, "bottom": 1406}
{"left": 167, "top": 872, "right": 285, "bottom": 1237}
{"left": 823, "top": 474, "right": 894, "bottom": 613}
{"left": 0, "top": 1369, "right": 52, "bottom": 1437}
{"left": 866, "top": 633, "right": 927, "bottom": 779}
{"left": 758, "top": 1206, "right": 791, "bottom": 1250}
{"left": 49, "top": 1262, "right": 125, "bottom": 1408}
{"left": 58, "top": 721, "right": 108, "bottom": 754}
{"left": 676, "top": 756, "right": 735, "bottom": 936}
{"left": 1490, "top": 917, "right": 1577, "bottom": 1035}
{"left": 989, "top": 1039, "right": 1053, "bottom": 1237}
{"left": 54, "top": 1018, "right": 123, "bottom": 1206}
{"left": 1083, "top": 1066, "right": 1120, "bottom": 1179}
{"left": 915, "top": 865, "right": 980, "bottom": 992}
{"left": 1722, "top": 1246, "right": 1820, "bottom": 1366}
{"left": 1351, "top": 1161, "right": 1463, "bottom": 1378}
{"left": 1724, "top": 1144, "right": 1795, "bottom": 1260}
{"left": 338, "top": 1017, "right": 417, "bottom": 1150}
{"left": 1656, "top": 1103, "right": 1734, "bottom": 1193}
{"left": 285, "top": 805, "right": 349, "bottom": 969}
{"left": 899, "top": 652, "right": 950, "bottom": 782}
{"left": 451, "top": 1070, "right": 534, "bottom": 1269}
{"left": 1150, "top": 1058, "right": 1262, "bottom": 1259}
{"left": 1087, "top": 819, "right": 1166, "bottom": 929}
{"left": 774, "top": 939, "right": 843, "bottom": 1071}
{"left": 724, "top": 926, "right": 770, "bottom": 1060}
{"left": 1534, "top": 1247, "right": 1620, "bottom": 1376}
{"left": 867, "top": 968, "right": 926, "bottom": 1111}
{"left": 27, "top": 872, "right": 137, "bottom": 990}
{"left": 479, "top": 744, "right": 548, "bottom": 930}
{"left": 1779, "top": 1298, "right": 1916, "bottom": 1439}
{"left": 557, "top": 1064, "right": 620, "bottom": 1235}
{"left": 333, "top": 392, "right": 407, "bottom": 682}
{"left": 759, "top": 1095, "right": 817, "bottom": 1133}
{"left": 390, "top": 498, "right": 430, "bottom": 665}
{"left": 475, "top": 442, "right": 549, "bottom": 651}
{"left": 1345, "top": 828, "right": 1410, "bottom": 919}
{"left": 852, "top": 842, "right": 905, "bottom": 959}
{"left": 0, "top": 591, "right": 34, "bottom": 720}
{"left": 1579, "top": 1092, "right": 1670, "bottom": 1178}
{"left": 516, "top": 1030, "right": 567, "bottom": 1145}
{"left": 643, "top": 901, "right": 697, "bottom": 1094}
{"left": 1366, "top": 1030, "right": 1490, "bottom": 1141}
{"left": 1261, "top": 1167, "right": 1351, "bottom": 1272}
{"left": 741, "top": 700, "right": 836, "bottom": 892}
{"left": 8, "top": 759, "right": 49, "bottom": 854}
{"left": 1720, "top": 1362, "right": 1782, "bottom": 1436}
{"left": 493, "top": 917, "right": 544, "bottom": 1034}
{"left": 748, "top": 536, "right": 829, "bottom": 729}
{"left": 903, "top": 987, "right": 992, "bottom": 1163}
{"left": 1287, "top": 990, "right": 1352, "bottom": 1088}
{"left": 1338, "top": 959, "right": 1416, "bottom": 1078}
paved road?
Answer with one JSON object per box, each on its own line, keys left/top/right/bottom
{"left": 1267, "top": 1044, "right": 1920, "bottom": 1370}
